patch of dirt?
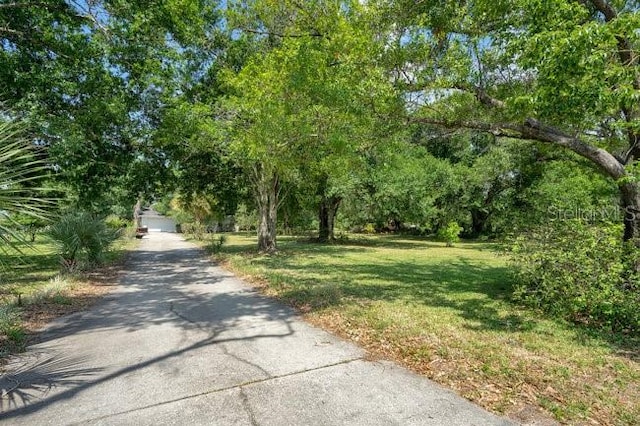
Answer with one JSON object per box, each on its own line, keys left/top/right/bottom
{"left": 2, "top": 261, "right": 124, "bottom": 360}
{"left": 505, "top": 404, "right": 560, "bottom": 426}
{"left": 22, "top": 262, "right": 123, "bottom": 336}
{"left": 20, "top": 282, "right": 113, "bottom": 336}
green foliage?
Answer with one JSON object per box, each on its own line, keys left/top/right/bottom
{"left": 362, "top": 223, "right": 376, "bottom": 234}
{"left": 234, "top": 204, "right": 257, "bottom": 231}
{"left": 392, "top": 0, "right": 640, "bottom": 244}
{"left": 0, "top": 118, "right": 54, "bottom": 255}
{"left": 208, "top": 234, "right": 227, "bottom": 253}
{"left": 46, "top": 212, "right": 121, "bottom": 271}
{"left": 374, "top": 143, "right": 453, "bottom": 228}
{"left": 7, "top": 214, "right": 49, "bottom": 243}
{"left": 181, "top": 222, "right": 207, "bottom": 241}
{"left": 438, "top": 221, "right": 463, "bottom": 247}
{"left": 105, "top": 215, "right": 129, "bottom": 230}
{"left": 152, "top": 197, "right": 172, "bottom": 216}
{"left": 153, "top": 101, "right": 243, "bottom": 217}
{"left": 0, "top": 305, "right": 25, "bottom": 352}
{"left": 221, "top": 0, "right": 398, "bottom": 250}
{"left": 2, "top": 1, "right": 227, "bottom": 216}
{"left": 511, "top": 220, "right": 640, "bottom": 334}
{"left": 523, "top": 158, "right": 618, "bottom": 219}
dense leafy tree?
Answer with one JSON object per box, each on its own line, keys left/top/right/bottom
{"left": 153, "top": 100, "right": 243, "bottom": 217}
{"left": 340, "top": 140, "right": 454, "bottom": 232}
{"left": 1, "top": 1, "right": 225, "bottom": 214}
{"left": 384, "top": 0, "right": 640, "bottom": 244}
{"left": 223, "top": 0, "right": 398, "bottom": 250}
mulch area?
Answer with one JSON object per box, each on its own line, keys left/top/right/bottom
{"left": 21, "top": 264, "right": 123, "bottom": 338}
{"left": 0, "top": 260, "right": 126, "bottom": 364}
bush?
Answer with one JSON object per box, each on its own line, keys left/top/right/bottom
{"left": 510, "top": 220, "right": 640, "bottom": 334}
{"left": 438, "top": 221, "right": 463, "bottom": 247}
{"left": 0, "top": 305, "right": 25, "bottom": 351}
{"left": 27, "top": 275, "right": 75, "bottom": 305}
{"left": 181, "top": 221, "right": 207, "bottom": 241}
{"left": 234, "top": 204, "right": 256, "bottom": 231}
{"left": 208, "top": 234, "right": 227, "bottom": 253}
{"left": 105, "top": 214, "right": 129, "bottom": 230}
{"left": 47, "top": 212, "right": 121, "bottom": 271}
{"left": 362, "top": 223, "right": 376, "bottom": 234}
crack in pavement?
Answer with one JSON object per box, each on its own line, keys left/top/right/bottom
{"left": 220, "top": 343, "right": 272, "bottom": 379}
{"left": 169, "top": 299, "right": 290, "bottom": 380}
{"left": 168, "top": 301, "right": 201, "bottom": 327}
{"left": 69, "top": 356, "right": 364, "bottom": 425}
{"left": 239, "top": 386, "right": 259, "bottom": 426}
{"left": 168, "top": 301, "right": 224, "bottom": 337}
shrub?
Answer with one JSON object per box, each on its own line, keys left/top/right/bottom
{"left": 105, "top": 214, "right": 129, "bottom": 230}
{"left": 181, "top": 221, "right": 207, "bottom": 241}
{"left": 363, "top": 223, "right": 376, "bottom": 234}
{"left": 510, "top": 220, "right": 640, "bottom": 334}
{"left": 438, "top": 221, "right": 463, "bottom": 247}
{"left": 27, "top": 275, "right": 75, "bottom": 304}
{"left": 208, "top": 234, "right": 227, "bottom": 253}
{"left": 47, "top": 212, "right": 121, "bottom": 271}
{"left": 0, "top": 305, "right": 25, "bottom": 351}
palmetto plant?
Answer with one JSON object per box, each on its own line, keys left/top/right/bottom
{"left": 46, "top": 212, "right": 120, "bottom": 271}
{"left": 0, "top": 117, "right": 54, "bottom": 254}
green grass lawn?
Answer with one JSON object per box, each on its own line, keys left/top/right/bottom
{"left": 211, "top": 233, "right": 639, "bottom": 425}
{"left": 0, "top": 237, "right": 59, "bottom": 303}
{"left": 0, "top": 234, "right": 132, "bottom": 357}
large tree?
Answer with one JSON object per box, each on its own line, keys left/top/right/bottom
{"left": 384, "top": 0, "right": 640, "bottom": 242}
{"left": 224, "top": 0, "right": 398, "bottom": 250}
{"left": 1, "top": 1, "right": 223, "bottom": 213}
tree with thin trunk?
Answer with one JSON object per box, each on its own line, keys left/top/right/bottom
{"left": 223, "top": 0, "right": 394, "bottom": 250}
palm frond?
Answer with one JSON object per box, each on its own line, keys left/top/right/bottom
{"left": 0, "top": 118, "right": 57, "bottom": 257}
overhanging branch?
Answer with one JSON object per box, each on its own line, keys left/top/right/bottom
{"left": 0, "top": 2, "right": 53, "bottom": 10}
{"left": 452, "top": 84, "right": 506, "bottom": 109}
{"left": 412, "top": 116, "right": 626, "bottom": 179}
{"left": 240, "top": 28, "right": 323, "bottom": 39}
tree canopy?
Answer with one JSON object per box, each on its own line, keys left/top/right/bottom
{"left": 1, "top": 0, "right": 638, "bottom": 253}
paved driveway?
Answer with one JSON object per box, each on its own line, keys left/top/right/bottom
{"left": 0, "top": 233, "right": 512, "bottom": 425}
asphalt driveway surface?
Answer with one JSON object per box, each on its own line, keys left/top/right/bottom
{"left": 0, "top": 233, "right": 512, "bottom": 425}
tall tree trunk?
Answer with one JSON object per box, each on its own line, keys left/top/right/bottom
{"left": 620, "top": 181, "right": 640, "bottom": 245}
{"left": 133, "top": 199, "right": 142, "bottom": 228}
{"left": 253, "top": 164, "right": 279, "bottom": 253}
{"left": 318, "top": 195, "right": 342, "bottom": 243}
{"left": 316, "top": 173, "right": 342, "bottom": 243}
{"left": 470, "top": 208, "right": 490, "bottom": 236}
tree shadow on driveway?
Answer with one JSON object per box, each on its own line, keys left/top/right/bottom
{"left": 1, "top": 242, "right": 299, "bottom": 420}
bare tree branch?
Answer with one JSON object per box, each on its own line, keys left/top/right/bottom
{"left": 0, "top": 27, "right": 24, "bottom": 37}
{"left": 240, "top": 27, "right": 323, "bottom": 39}
{"left": 0, "top": 2, "right": 52, "bottom": 10}
{"left": 587, "top": 0, "right": 619, "bottom": 21}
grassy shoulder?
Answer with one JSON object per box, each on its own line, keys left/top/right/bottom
{"left": 0, "top": 235, "right": 135, "bottom": 358}
{"left": 209, "top": 233, "right": 639, "bottom": 425}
